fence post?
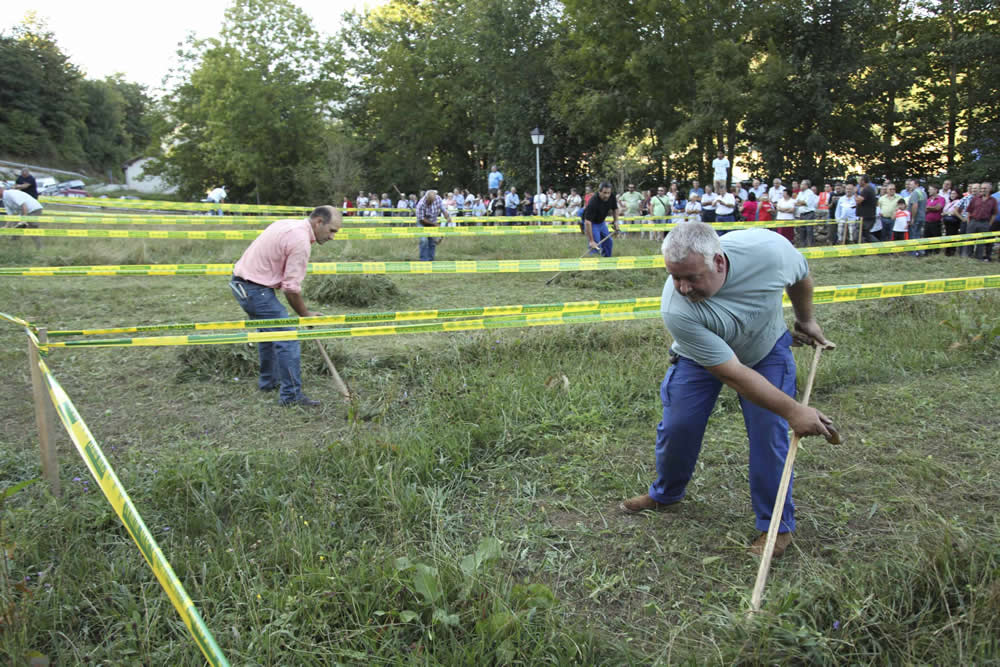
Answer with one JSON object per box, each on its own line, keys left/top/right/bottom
{"left": 28, "top": 328, "right": 60, "bottom": 497}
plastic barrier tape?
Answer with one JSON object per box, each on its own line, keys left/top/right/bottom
{"left": 6, "top": 217, "right": 868, "bottom": 236}
{"left": 3, "top": 234, "right": 999, "bottom": 278}
{"left": 48, "top": 297, "right": 665, "bottom": 337}
{"left": 34, "top": 212, "right": 647, "bottom": 225}
{"left": 40, "top": 196, "right": 313, "bottom": 214}
{"left": 36, "top": 359, "right": 229, "bottom": 666}
{"left": 0, "top": 311, "right": 32, "bottom": 328}
{"left": 39, "top": 275, "right": 1000, "bottom": 350}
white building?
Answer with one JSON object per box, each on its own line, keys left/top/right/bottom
{"left": 123, "top": 158, "right": 177, "bottom": 194}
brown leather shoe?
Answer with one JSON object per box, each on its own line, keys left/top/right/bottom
{"left": 749, "top": 531, "right": 792, "bottom": 558}
{"left": 621, "top": 494, "right": 675, "bottom": 514}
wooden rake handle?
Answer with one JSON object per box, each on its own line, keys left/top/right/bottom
{"left": 748, "top": 341, "right": 836, "bottom": 614}
{"left": 314, "top": 340, "right": 353, "bottom": 401}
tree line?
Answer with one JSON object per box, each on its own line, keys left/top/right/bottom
{"left": 0, "top": 14, "right": 153, "bottom": 178}
{"left": 3, "top": 1, "right": 997, "bottom": 203}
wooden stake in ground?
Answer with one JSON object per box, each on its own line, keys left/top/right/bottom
{"left": 28, "top": 328, "right": 61, "bottom": 497}
{"left": 748, "top": 340, "right": 839, "bottom": 615}
{"left": 314, "top": 340, "right": 352, "bottom": 401}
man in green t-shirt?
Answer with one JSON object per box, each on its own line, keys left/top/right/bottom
{"left": 648, "top": 186, "right": 673, "bottom": 240}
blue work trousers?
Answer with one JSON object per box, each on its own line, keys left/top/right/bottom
{"left": 587, "top": 222, "right": 614, "bottom": 257}
{"left": 419, "top": 236, "right": 437, "bottom": 261}
{"left": 649, "top": 331, "right": 798, "bottom": 533}
{"left": 230, "top": 279, "right": 303, "bottom": 403}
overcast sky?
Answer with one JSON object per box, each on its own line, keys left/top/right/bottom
{"left": 17, "top": 0, "right": 380, "bottom": 92}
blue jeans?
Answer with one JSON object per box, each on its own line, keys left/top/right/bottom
{"left": 909, "top": 217, "right": 925, "bottom": 255}
{"left": 587, "top": 222, "right": 614, "bottom": 257}
{"left": 796, "top": 212, "right": 815, "bottom": 246}
{"left": 649, "top": 331, "right": 798, "bottom": 532}
{"left": 419, "top": 236, "right": 437, "bottom": 261}
{"left": 715, "top": 213, "right": 735, "bottom": 235}
{"left": 230, "top": 279, "right": 303, "bottom": 403}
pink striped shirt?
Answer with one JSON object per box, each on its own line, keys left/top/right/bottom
{"left": 233, "top": 218, "right": 316, "bottom": 293}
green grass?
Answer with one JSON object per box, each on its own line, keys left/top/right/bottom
{"left": 1, "top": 232, "right": 999, "bottom": 664}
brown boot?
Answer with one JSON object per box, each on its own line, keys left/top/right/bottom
{"left": 749, "top": 531, "right": 792, "bottom": 558}
{"left": 621, "top": 494, "right": 675, "bottom": 514}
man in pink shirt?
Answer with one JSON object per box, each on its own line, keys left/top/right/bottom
{"left": 230, "top": 205, "right": 342, "bottom": 406}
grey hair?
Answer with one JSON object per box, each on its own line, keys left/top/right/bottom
{"left": 661, "top": 222, "right": 722, "bottom": 270}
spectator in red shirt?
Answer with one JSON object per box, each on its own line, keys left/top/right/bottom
{"left": 741, "top": 191, "right": 759, "bottom": 223}
{"left": 924, "top": 185, "right": 945, "bottom": 254}
{"left": 966, "top": 182, "right": 998, "bottom": 261}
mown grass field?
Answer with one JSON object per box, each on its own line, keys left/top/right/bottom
{"left": 1, "top": 229, "right": 999, "bottom": 665}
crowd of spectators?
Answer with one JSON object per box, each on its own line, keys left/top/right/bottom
{"left": 340, "top": 175, "right": 1000, "bottom": 260}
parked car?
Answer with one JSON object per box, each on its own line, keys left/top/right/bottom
{"left": 36, "top": 177, "right": 58, "bottom": 195}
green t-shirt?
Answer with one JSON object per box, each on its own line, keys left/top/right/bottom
{"left": 620, "top": 190, "right": 643, "bottom": 216}
{"left": 661, "top": 229, "right": 810, "bottom": 367}
{"left": 650, "top": 195, "right": 672, "bottom": 217}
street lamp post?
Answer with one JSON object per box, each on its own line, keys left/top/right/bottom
{"left": 530, "top": 127, "right": 544, "bottom": 213}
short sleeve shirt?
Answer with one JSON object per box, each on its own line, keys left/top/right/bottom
{"left": 903, "top": 188, "right": 927, "bottom": 220}
{"left": 857, "top": 185, "right": 877, "bottom": 218}
{"left": 620, "top": 191, "right": 643, "bottom": 216}
{"left": 712, "top": 158, "right": 730, "bottom": 181}
{"left": 2, "top": 189, "right": 43, "bottom": 215}
{"left": 661, "top": 229, "right": 809, "bottom": 368}
{"left": 583, "top": 193, "right": 619, "bottom": 223}
{"left": 233, "top": 218, "right": 315, "bottom": 293}
{"left": 15, "top": 175, "right": 38, "bottom": 199}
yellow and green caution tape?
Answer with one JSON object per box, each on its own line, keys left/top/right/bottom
{"left": 40, "top": 196, "right": 314, "bottom": 214}
{"left": 5, "top": 215, "right": 845, "bottom": 235}
{"left": 0, "top": 311, "right": 33, "bottom": 328}
{"left": 2, "top": 234, "right": 999, "bottom": 278}
{"left": 36, "top": 357, "right": 229, "bottom": 666}
{"left": 47, "top": 297, "right": 665, "bottom": 337}
{"left": 37, "top": 274, "right": 1000, "bottom": 350}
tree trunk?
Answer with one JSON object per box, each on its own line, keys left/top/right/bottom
{"left": 695, "top": 134, "right": 705, "bottom": 184}
{"left": 726, "top": 117, "right": 737, "bottom": 188}
{"left": 945, "top": 0, "right": 957, "bottom": 172}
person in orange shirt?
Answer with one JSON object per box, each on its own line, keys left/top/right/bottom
{"left": 817, "top": 183, "right": 834, "bottom": 244}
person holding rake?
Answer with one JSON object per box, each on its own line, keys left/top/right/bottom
{"left": 622, "top": 223, "right": 837, "bottom": 558}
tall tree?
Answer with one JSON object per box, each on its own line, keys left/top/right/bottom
{"left": 341, "top": 0, "right": 586, "bottom": 194}
{"left": 0, "top": 13, "right": 85, "bottom": 164}
{"left": 155, "top": 0, "right": 344, "bottom": 203}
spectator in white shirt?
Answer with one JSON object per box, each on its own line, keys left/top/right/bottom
{"left": 776, "top": 189, "right": 797, "bottom": 222}
{"left": 794, "top": 179, "right": 819, "bottom": 246}
{"left": 533, "top": 191, "right": 547, "bottom": 222}
{"left": 768, "top": 178, "right": 785, "bottom": 205}
{"left": 684, "top": 193, "right": 702, "bottom": 223}
{"left": 701, "top": 185, "right": 718, "bottom": 223}
{"left": 834, "top": 184, "right": 858, "bottom": 244}
{"left": 711, "top": 149, "right": 730, "bottom": 192}
{"left": 715, "top": 189, "right": 737, "bottom": 226}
